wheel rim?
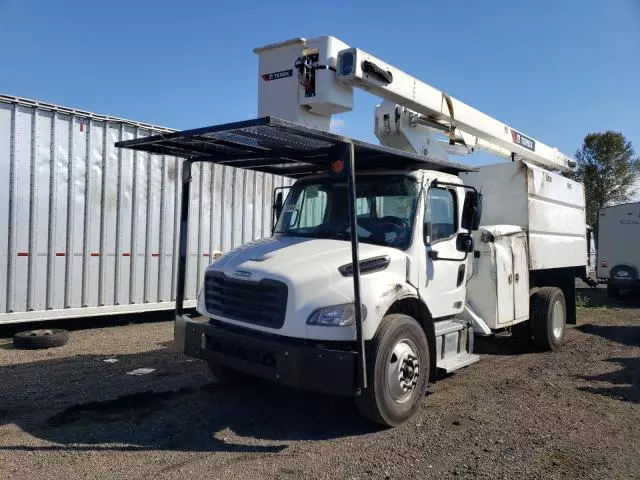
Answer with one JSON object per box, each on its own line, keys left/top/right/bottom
{"left": 552, "top": 301, "right": 564, "bottom": 339}
{"left": 387, "top": 339, "right": 420, "bottom": 404}
{"left": 29, "top": 329, "right": 53, "bottom": 337}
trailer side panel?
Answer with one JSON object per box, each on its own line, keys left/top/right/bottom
{"left": 0, "top": 95, "right": 292, "bottom": 324}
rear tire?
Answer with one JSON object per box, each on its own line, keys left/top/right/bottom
{"left": 530, "top": 287, "right": 566, "bottom": 351}
{"left": 355, "top": 314, "right": 429, "bottom": 427}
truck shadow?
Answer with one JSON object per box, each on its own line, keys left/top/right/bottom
{"left": 576, "top": 323, "right": 640, "bottom": 348}
{"left": 575, "top": 321, "right": 639, "bottom": 404}
{"left": 0, "top": 344, "right": 376, "bottom": 454}
{"left": 578, "top": 356, "right": 639, "bottom": 404}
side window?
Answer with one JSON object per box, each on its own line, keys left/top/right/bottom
{"left": 356, "top": 197, "right": 371, "bottom": 216}
{"left": 424, "top": 188, "right": 457, "bottom": 243}
{"left": 298, "top": 190, "right": 327, "bottom": 228}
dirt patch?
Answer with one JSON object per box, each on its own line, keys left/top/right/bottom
{"left": 0, "top": 292, "right": 638, "bottom": 479}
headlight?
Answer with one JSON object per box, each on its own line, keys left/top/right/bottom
{"left": 306, "top": 303, "right": 367, "bottom": 327}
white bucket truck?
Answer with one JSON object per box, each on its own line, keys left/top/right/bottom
{"left": 117, "top": 36, "right": 587, "bottom": 427}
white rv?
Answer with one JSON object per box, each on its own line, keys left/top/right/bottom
{"left": 597, "top": 202, "right": 640, "bottom": 297}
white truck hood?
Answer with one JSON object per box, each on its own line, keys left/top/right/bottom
{"left": 199, "top": 235, "right": 413, "bottom": 341}
{"left": 209, "top": 235, "right": 399, "bottom": 280}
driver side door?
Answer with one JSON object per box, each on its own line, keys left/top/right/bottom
{"left": 420, "top": 184, "right": 467, "bottom": 318}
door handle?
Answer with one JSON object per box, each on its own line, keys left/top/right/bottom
{"left": 508, "top": 274, "right": 513, "bottom": 284}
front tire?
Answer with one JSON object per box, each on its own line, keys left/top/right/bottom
{"left": 355, "top": 314, "right": 429, "bottom": 427}
{"left": 531, "top": 287, "right": 566, "bottom": 351}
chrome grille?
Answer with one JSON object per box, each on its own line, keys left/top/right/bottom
{"left": 204, "top": 271, "right": 288, "bottom": 329}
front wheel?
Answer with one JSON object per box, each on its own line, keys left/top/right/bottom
{"left": 355, "top": 314, "right": 429, "bottom": 427}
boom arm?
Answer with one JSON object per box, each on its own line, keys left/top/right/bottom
{"left": 254, "top": 36, "right": 575, "bottom": 173}
{"left": 335, "top": 48, "right": 575, "bottom": 172}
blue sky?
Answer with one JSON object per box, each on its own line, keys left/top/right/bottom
{"left": 1, "top": 0, "right": 639, "bottom": 168}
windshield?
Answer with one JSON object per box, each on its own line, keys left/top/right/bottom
{"left": 274, "top": 175, "right": 420, "bottom": 249}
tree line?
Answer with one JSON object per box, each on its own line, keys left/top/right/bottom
{"left": 568, "top": 131, "right": 639, "bottom": 243}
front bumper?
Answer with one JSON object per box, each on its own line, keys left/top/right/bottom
{"left": 176, "top": 314, "right": 359, "bottom": 397}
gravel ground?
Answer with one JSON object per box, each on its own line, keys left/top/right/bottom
{"left": 0, "top": 288, "right": 638, "bottom": 480}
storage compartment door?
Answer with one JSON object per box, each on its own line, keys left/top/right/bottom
{"left": 494, "top": 242, "right": 515, "bottom": 325}
{"left": 466, "top": 241, "right": 499, "bottom": 329}
{"left": 512, "top": 234, "right": 529, "bottom": 320}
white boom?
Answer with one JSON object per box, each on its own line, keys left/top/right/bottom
{"left": 255, "top": 36, "right": 575, "bottom": 173}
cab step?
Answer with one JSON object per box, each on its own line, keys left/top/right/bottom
{"left": 437, "top": 352, "right": 480, "bottom": 374}
{"left": 434, "top": 320, "right": 480, "bottom": 374}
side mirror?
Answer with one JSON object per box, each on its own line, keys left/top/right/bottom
{"left": 461, "top": 191, "right": 482, "bottom": 231}
{"left": 272, "top": 191, "right": 284, "bottom": 233}
{"left": 456, "top": 232, "right": 474, "bottom": 253}
{"left": 274, "top": 191, "right": 283, "bottom": 215}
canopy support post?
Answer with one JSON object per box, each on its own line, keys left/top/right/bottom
{"left": 176, "top": 160, "right": 192, "bottom": 316}
{"left": 344, "top": 142, "right": 367, "bottom": 391}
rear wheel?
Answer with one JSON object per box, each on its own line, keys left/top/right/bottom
{"left": 530, "top": 287, "right": 566, "bottom": 351}
{"left": 355, "top": 314, "right": 429, "bottom": 427}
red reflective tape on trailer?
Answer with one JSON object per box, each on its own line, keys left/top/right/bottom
{"left": 55, "top": 252, "right": 65, "bottom": 257}
{"left": 122, "top": 253, "right": 131, "bottom": 257}
{"left": 90, "top": 252, "right": 100, "bottom": 257}
{"left": 151, "top": 253, "right": 160, "bottom": 257}
{"left": 17, "top": 252, "right": 29, "bottom": 257}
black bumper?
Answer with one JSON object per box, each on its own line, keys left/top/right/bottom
{"left": 184, "top": 319, "right": 359, "bottom": 397}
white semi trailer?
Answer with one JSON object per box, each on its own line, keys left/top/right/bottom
{"left": 0, "top": 95, "right": 291, "bottom": 324}
{"left": 117, "top": 36, "right": 587, "bottom": 427}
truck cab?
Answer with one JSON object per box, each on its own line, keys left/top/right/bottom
{"left": 195, "top": 169, "right": 473, "bottom": 341}
{"left": 183, "top": 166, "right": 479, "bottom": 425}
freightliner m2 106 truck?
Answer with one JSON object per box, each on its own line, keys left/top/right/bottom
{"left": 116, "top": 36, "right": 587, "bottom": 427}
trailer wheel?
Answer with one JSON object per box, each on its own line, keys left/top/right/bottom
{"left": 530, "top": 287, "right": 566, "bottom": 351}
{"left": 12, "top": 329, "right": 69, "bottom": 350}
{"left": 355, "top": 314, "right": 429, "bottom": 427}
